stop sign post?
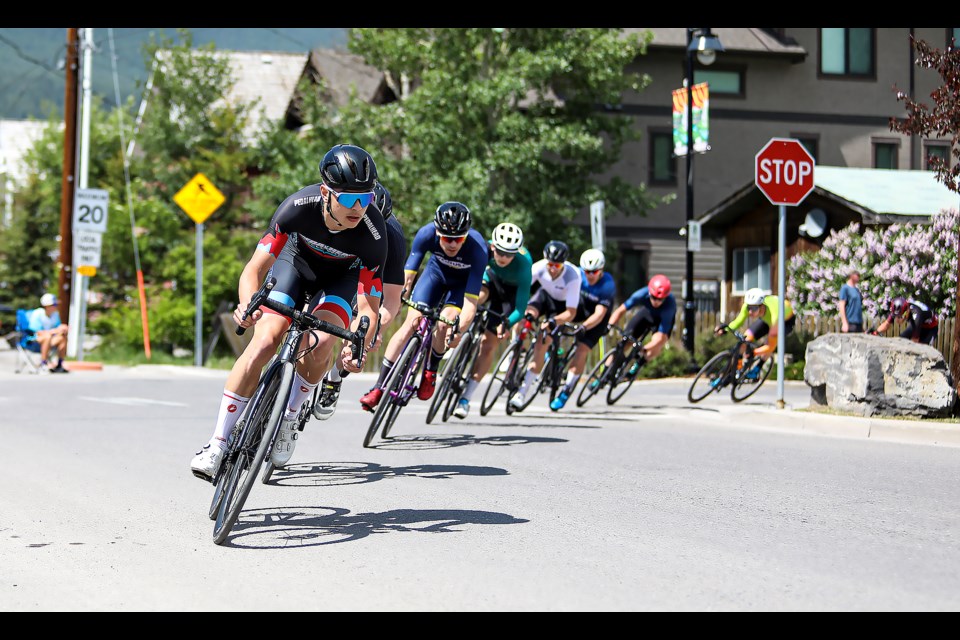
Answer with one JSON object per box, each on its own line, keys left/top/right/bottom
{"left": 754, "top": 138, "right": 815, "bottom": 409}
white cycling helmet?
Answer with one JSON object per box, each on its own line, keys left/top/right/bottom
{"left": 491, "top": 222, "right": 523, "bottom": 253}
{"left": 579, "top": 248, "right": 605, "bottom": 271}
{"left": 744, "top": 287, "right": 767, "bottom": 306}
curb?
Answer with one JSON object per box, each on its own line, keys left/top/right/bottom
{"left": 725, "top": 406, "right": 960, "bottom": 448}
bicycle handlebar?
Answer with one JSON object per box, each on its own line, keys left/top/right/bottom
{"left": 401, "top": 297, "right": 458, "bottom": 326}
{"left": 236, "top": 278, "right": 370, "bottom": 362}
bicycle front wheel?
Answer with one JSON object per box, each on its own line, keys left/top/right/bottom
{"left": 578, "top": 348, "right": 617, "bottom": 407}
{"left": 366, "top": 335, "right": 421, "bottom": 447}
{"left": 443, "top": 336, "right": 479, "bottom": 422}
{"left": 213, "top": 361, "right": 294, "bottom": 545}
{"left": 731, "top": 356, "right": 774, "bottom": 403}
{"left": 687, "top": 352, "right": 731, "bottom": 404}
{"left": 508, "top": 343, "right": 543, "bottom": 412}
{"left": 481, "top": 342, "right": 517, "bottom": 416}
{"left": 427, "top": 333, "right": 470, "bottom": 424}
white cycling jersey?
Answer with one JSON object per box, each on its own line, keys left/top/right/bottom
{"left": 531, "top": 259, "right": 581, "bottom": 309}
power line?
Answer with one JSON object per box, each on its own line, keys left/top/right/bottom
{"left": 266, "top": 28, "right": 312, "bottom": 51}
{"left": 0, "top": 32, "right": 61, "bottom": 76}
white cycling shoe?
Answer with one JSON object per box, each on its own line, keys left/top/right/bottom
{"left": 453, "top": 398, "right": 470, "bottom": 419}
{"left": 270, "top": 417, "right": 299, "bottom": 467}
{"left": 191, "top": 439, "right": 227, "bottom": 481}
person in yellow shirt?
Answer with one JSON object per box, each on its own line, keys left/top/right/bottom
{"left": 714, "top": 287, "right": 796, "bottom": 379}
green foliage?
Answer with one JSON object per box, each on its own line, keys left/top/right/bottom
{"left": 638, "top": 340, "right": 696, "bottom": 378}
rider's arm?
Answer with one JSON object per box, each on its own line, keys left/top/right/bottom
{"left": 555, "top": 305, "right": 578, "bottom": 325}
{"left": 608, "top": 303, "right": 628, "bottom": 327}
{"left": 727, "top": 303, "right": 748, "bottom": 331}
{"left": 458, "top": 295, "right": 479, "bottom": 334}
{"left": 582, "top": 304, "right": 609, "bottom": 331}
{"left": 507, "top": 251, "right": 533, "bottom": 327}
{"left": 238, "top": 248, "right": 277, "bottom": 311}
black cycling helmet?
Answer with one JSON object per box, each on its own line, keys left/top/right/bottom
{"left": 319, "top": 144, "right": 378, "bottom": 192}
{"left": 543, "top": 240, "right": 570, "bottom": 264}
{"left": 434, "top": 202, "right": 472, "bottom": 236}
{"left": 373, "top": 183, "right": 393, "bottom": 220}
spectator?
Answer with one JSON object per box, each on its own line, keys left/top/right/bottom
{"left": 838, "top": 270, "right": 863, "bottom": 333}
{"left": 28, "top": 293, "right": 69, "bottom": 373}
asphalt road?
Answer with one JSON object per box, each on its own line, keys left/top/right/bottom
{"left": 1, "top": 366, "right": 958, "bottom": 611}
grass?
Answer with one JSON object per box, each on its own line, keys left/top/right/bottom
{"left": 796, "top": 404, "right": 960, "bottom": 423}
{"left": 84, "top": 341, "right": 236, "bottom": 370}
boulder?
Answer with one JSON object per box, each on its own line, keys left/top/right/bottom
{"left": 804, "top": 334, "right": 956, "bottom": 418}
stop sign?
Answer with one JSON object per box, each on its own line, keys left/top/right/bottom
{"left": 755, "top": 138, "right": 815, "bottom": 206}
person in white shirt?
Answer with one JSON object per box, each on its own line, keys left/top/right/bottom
{"left": 509, "top": 240, "right": 582, "bottom": 409}
{"left": 27, "top": 293, "right": 69, "bottom": 373}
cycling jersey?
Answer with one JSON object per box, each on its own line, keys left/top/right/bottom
{"left": 405, "top": 223, "right": 488, "bottom": 310}
{"left": 888, "top": 299, "right": 939, "bottom": 343}
{"left": 622, "top": 287, "right": 677, "bottom": 336}
{"left": 482, "top": 245, "right": 533, "bottom": 327}
{"left": 728, "top": 295, "right": 794, "bottom": 332}
{"left": 257, "top": 183, "right": 387, "bottom": 324}
{"left": 577, "top": 271, "right": 616, "bottom": 317}
{"left": 530, "top": 259, "right": 581, "bottom": 309}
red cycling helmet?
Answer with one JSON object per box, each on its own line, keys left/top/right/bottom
{"left": 648, "top": 274, "right": 672, "bottom": 298}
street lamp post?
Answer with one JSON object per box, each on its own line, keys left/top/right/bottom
{"left": 683, "top": 27, "right": 724, "bottom": 355}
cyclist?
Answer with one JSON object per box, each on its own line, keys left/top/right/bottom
{"left": 360, "top": 202, "right": 488, "bottom": 411}
{"left": 714, "top": 287, "right": 796, "bottom": 379}
{"left": 872, "top": 296, "right": 939, "bottom": 345}
{"left": 452, "top": 222, "right": 532, "bottom": 419}
{"left": 189, "top": 144, "right": 386, "bottom": 480}
{"left": 509, "top": 240, "right": 582, "bottom": 410}
{"left": 313, "top": 182, "right": 407, "bottom": 420}
{"left": 607, "top": 274, "right": 677, "bottom": 372}
{"left": 549, "top": 248, "right": 616, "bottom": 411}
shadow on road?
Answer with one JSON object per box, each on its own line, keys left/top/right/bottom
{"left": 369, "top": 433, "right": 568, "bottom": 450}
{"left": 225, "top": 506, "right": 529, "bottom": 549}
{"left": 453, "top": 420, "right": 601, "bottom": 429}
{"left": 267, "top": 462, "right": 509, "bottom": 487}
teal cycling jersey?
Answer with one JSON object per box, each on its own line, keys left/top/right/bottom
{"left": 483, "top": 245, "right": 533, "bottom": 327}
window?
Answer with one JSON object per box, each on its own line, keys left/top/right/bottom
{"left": 732, "top": 248, "right": 770, "bottom": 294}
{"left": 873, "top": 141, "right": 898, "bottom": 169}
{"left": 924, "top": 142, "right": 951, "bottom": 170}
{"left": 649, "top": 129, "right": 676, "bottom": 185}
{"left": 949, "top": 29, "right": 960, "bottom": 47}
{"left": 792, "top": 133, "right": 820, "bottom": 163}
{"left": 820, "top": 28, "right": 875, "bottom": 77}
{"left": 618, "top": 248, "right": 648, "bottom": 300}
{"left": 693, "top": 67, "right": 744, "bottom": 97}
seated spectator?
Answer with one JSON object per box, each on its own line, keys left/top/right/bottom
{"left": 27, "top": 293, "right": 70, "bottom": 373}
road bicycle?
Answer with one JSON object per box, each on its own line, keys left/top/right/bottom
{"left": 576, "top": 324, "right": 652, "bottom": 407}
{"left": 687, "top": 328, "right": 774, "bottom": 404}
{"left": 506, "top": 320, "right": 581, "bottom": 412}
{"left": 479, "top": 313, "right": 539, "bottom": 416}
{"left": 363, "top": 297, "right": 458, "bottom": 448}
{"left": 207, "top": 277, "right": 369, "bottom": 545}
{"left": 426, "top": 306, "right": 504, "bottom": 423}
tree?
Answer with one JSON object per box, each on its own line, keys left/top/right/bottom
{"left": 890, "top": 35, "right": 960, "bottom": 400}
{"left": 287, "top": 28, "right": 666, "bottom": 256}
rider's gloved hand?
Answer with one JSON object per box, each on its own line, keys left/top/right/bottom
{"left": 714, "top": 324, "right": 727, "bottom": 336}
{"left": 574, "top": 324, "right": 587, "bottom": 337}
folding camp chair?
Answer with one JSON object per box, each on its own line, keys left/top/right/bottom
{"left": 13, "top": 309, "right": 43, "bottom": 374}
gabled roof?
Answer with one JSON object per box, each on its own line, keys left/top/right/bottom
{"left": 625, "top": 28, "right": 807, "bottom": 61}
{"left": 699, "top": 166, "right": 960, "bottom": 228}
{"left": 304, "top": 48, "right": 386, "bottom": 107}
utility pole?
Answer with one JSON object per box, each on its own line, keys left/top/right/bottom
{"left": 57, "top": 28, "right": 79, "bottom": 321}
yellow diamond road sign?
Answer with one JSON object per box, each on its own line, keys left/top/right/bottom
{"left": 174, "top": 172, "right": 226, "bottom": 224}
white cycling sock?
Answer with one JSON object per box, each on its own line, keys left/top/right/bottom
{"left": 286, "top": 372, "right": 318, "bottom": 419}
{"left": 213, "top": 391, "right": 250, "bottom": 442}
{"left": 462, "top": 379, "right": 480, "bottom": 401}
{"left": 564, "top": 372, "right": 581, "bottom": 394}
{"left": 518, "top": 369, "right": 536, "bottom": 395}
{"left": 328, "top": 367, "right": 342, "bottom": 383}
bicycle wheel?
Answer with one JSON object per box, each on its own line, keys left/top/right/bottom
{"left": 427, "top": 333, "right": 470, "bottom": 424}
{"left": 507, "top": 342, "right": 543, "bottom": 412}
{"left": 213, "top": 361, "right": 294, "bottom": 545}
{"left": 577, "top": 348, "right": 617, "bottom": 407}
{"left": 365, "top": 335, "right": 420, "bottom": 447}
{"left": 731, "top": 356, "right": 775, "bottom": 403}
{"left": 480, "top": 342, "right": 517, "bottom": 416}
{"left": 607, "top": 351, "right": 640, "bottom": 405}
{"left": 548, "top": 343, "right": 578, "bottom": 404}
{"left": 687, "top": 352, "right": 732, "bottom": 404}
{"left": 443, "top": 336, "right": 479, "bottom": 422}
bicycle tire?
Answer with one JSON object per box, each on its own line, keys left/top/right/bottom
{"left": 687, "top": 352, "right": 732, "bottom": 403}
{"left": 213, "top": 361, "right": 293, "bottom": 545}
{"left": 731, "top": 356, "right": 774, "bottom": 403}
{"left": 427, "top": 333, "right": 469, "bottom": 424}
{"left": 548, "top": 342, "right": 578, "bottom": 405}
{"left": 442, "top": 335, "right": 479, "bottom": 422}
{"left": 481, "top": 342, "right": 517, "bottom": 415}
{"left": 577, "top": 348, "right": 618, "bottom": 407}
{"left": 366, "top": 334, "right": 420, "bottom": 447}
{"left": 607, "top": 352, "right": 640, "bottom": 405}
{"left": 507, "top": 340, "right": 543, "bottom": 412}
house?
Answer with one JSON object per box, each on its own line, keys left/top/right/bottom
{"left": 592, "top": 28, "right": 954, "bottom": 307}
{"left": 0, "top": 118, "right": 48, "bottom": 226}
{"left": 696, "top": 166, "right": 960, "bottom": 316}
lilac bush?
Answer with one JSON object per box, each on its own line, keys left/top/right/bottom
{"left": 788, "top": 208, "right": 958, "bottom": 318}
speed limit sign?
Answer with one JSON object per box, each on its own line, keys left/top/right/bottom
{"left": 73, "top": 188, "right": 109, "bottom": 234}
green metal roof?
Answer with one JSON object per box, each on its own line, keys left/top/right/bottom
{"left": 815, "top": 166, "right": 959, "bottom": 217}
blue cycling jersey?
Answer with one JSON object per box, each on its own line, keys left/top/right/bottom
{"left": 623, "top": 287, "right": 677, "bottom": 335}
{"left": 404, "top": 223, "right": 488, "bottom": 300}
